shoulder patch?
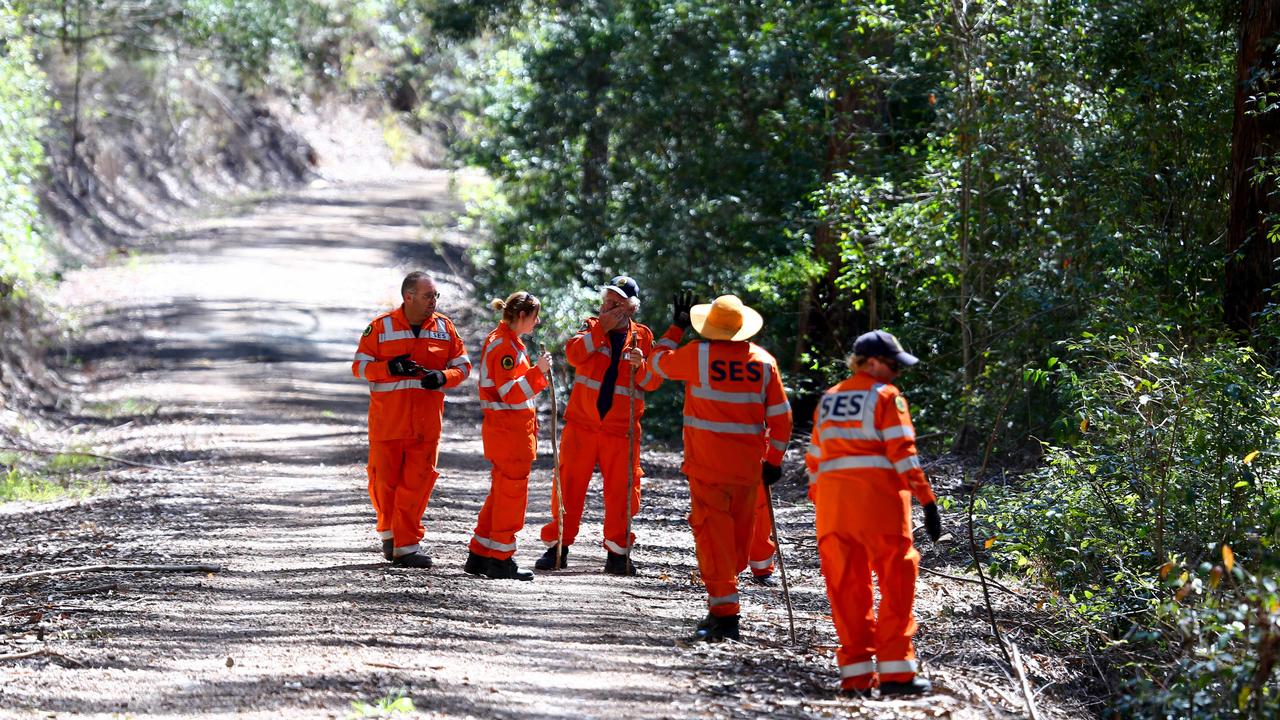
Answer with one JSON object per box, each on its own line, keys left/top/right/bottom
{"left": 501, "top": 355, "right": 516, "bottom": 370}
{"left": 362, "top": 324, "right": 373, "bottom": 337}
{"left": 895, "top": 395, "right": 909, "bottom": 413}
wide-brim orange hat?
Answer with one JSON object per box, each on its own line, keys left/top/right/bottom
{"left": 690, "top": 294, "right": 764, "bottom": 341}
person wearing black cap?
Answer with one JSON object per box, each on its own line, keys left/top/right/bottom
{"left": 803, "top": 329, "right": 941, "bottom": 696}
{"left": 534, "top": 276, "right": 663, "bottom": 575}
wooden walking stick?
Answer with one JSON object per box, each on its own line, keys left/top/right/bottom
{"left": 624, "top": 336, "right": 636, "bottom": 559}
{"left": 765, "top": 486, "right": 797, "bottom": 645}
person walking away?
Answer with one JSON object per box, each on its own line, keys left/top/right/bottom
{"left": 534, "top": 276, "right": 663, "bottom": 575}
{"left": 805, "top": 330, "right": 942, "bottom": 696}
{"left": 650, "top": 293, "right": 792, "bottom": 641}
{"left": 351, "top": 271, "right": 471, "bottom": 568}
{"left": 465, "top": 291, "right": 552, "bottom": 581}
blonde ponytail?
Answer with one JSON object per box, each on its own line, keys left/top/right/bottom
{"left": 490, "top": 298, "right": 507, "bottom": 312}
{"left": 494, "top": 291, "right": 540, "bottom": 324}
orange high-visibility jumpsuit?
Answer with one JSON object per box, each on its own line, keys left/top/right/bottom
{"left": 652, "top": 328, "right": 792, "bottom": 617}
{"left": 538, "top": 317, "right": 662, "bottom": 553}
{"left": 353, "top": 308, "right": 471, "bottom": 558}
{"left": 805, "top": 371, "right": 936, "bottom": 691}
{"left": 469, "top": 321, "right": 548, "bottom": 561}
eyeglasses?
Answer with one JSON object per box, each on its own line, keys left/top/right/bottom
{"left": 416, "top": 291, "right": 440, "bottom": 299}
{"left": 881, "top": 357, "right": 900, "bottom": 372}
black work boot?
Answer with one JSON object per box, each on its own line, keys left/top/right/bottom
{"left": 603, "top": 550, "right": 638, "bottom": 576}
{"left": 879, "top": 677, "right": 932, "bottom": 696}
{"left": 381, "top": 539, "right": 394, "bottom": 561}
{"left": 392, "top": 552, "right": 433, "bottom": 569}
{"left": 463, "top": 551, "right": 490, "bottom": 576}
{"left": 534, "top": 544, "right": 568, "bottom": 571}
{"left": 750, "top": 573, "right": 776, "bottom": 586}
{"left": 484, "top": 557, "right": 534, "bottom": 581}
{"left": 693, "top": 613, "right": 740, "bottom": 641}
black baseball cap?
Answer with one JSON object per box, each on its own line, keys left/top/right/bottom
{"left": 604, "top": 275, "right": 640, "bottom": 300}
{"left": 853, "top": 330, "right": 918, "bottom": 366}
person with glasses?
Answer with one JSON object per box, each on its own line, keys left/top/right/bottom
{"left": 351, "top": 271, "right": 472, "bottom": 568}
{"left": 803, "top": 329, "right": 941, "bottom": 697}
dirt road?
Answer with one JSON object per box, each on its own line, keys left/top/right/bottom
{"left": 0, "top": 170, "right": 1091, "bottom": 718}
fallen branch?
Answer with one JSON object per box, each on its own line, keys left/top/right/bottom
{"left": 0, "top": 647, "right": 46, "bottom": 662}
{"left": 919, "top": 566, "right": 1028, "bottom": 601}
{"left": 1010, "top": 642, "right": 1043, "bottom": 720}
{"left": 0, "top": 564, "right": 222, "bottom": 584}
{"left": 0, "top": 443, "right": 172, "bottom": 471}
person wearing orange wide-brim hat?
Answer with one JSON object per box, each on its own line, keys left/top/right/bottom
{"left": 650, "top": 293, "right": 792, "bottom": 641}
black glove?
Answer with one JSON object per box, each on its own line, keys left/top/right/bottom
{"left": 388, "top": 354, "right": 426, "bottom": 378}
{"left": 923, "top": 502, "right": 942, "bottom": 542}
{"left": 420, "top": 370, "right": 446, "bottom": 390}
{"left": 762, "top": 462, "right": 783, "bottom": 487}
{"left": 672, "top": 290, "right": 696, "bottom": 330}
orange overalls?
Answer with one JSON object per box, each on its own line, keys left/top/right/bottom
{"left": 469, "top": 321, "right": 548, "bottom": 561}
{"left": 804, "top": 371, "right": 936, "bottom": 691}
{"left": 747, "top": 490, "right": 777, "bottom": 578}
{"left": 538, "top": 318, "right": 662, "bottom": 553}
{"left": 652, "top": 329, "right": 792, "bottom": 617}
{"left": 352, "top": 307, "right": 471, "bottom": 557}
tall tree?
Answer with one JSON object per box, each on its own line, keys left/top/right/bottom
{"left": 1226, "top": 0, "right": 1280, "bottom": 334}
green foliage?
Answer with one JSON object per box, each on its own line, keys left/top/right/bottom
{"left": 0, "top": 2, "right": 50, "bottom": 294}
{"left": 348, "top": 689, "right": 415, "bottom": 719}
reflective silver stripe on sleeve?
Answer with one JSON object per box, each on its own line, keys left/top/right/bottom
{"left": 691, "top": 386, "right": 762, "bottom": 403}
{"left": 583, "top": 332, "right": 597, "bottom": 353}
{"left": 877, "top": 659, "right": 918, "bottom": 675}
{"left": 652, "top": 351, "right": 669, "bottom": 379}
{"left": 770, "top": 438, "right": 788, "bottom": 452}
{"left": 807, "top": 470, "right": 817, "bottom": 486}
{"left": 766, "top": 400, "right": 791, "bottom": 417}
{"left": 480, "top": 378, "right": 496, "bottom": 387}
{"left": 684, "top": 416, "right": 763, "bottom": 435}
{"left": 748, "top": 556, "right": 774, "bottom": 570}
{"left": 354, "top": 353, "right": 375, "bottom": 362}
{"left": 707, "top": 593, "right": 739, "bottom": 607}
{"left": 354, "top": 352, "right": 374, "bottom": 380}
{"left": 369, "top": 380, "right": 421, "bottom": 392}
{"left": 471, "top": 534, "right": 517, "bottom": 553}
{"left": 697, "top": 342, "right": 710, "bottom": 386}
{"left": 818, "top": 455, "right": 895, "bottom": 473}
{"left": 516, "top": 376, "right": 533, "bottom": 398}
{"left": 820, "top": 425, "right": 881, "bottom": 442}
{"left": 481, "top": 400, "right": 536, "bottom": 411}
{"left": 603, "top": 539, "right": 627, "bottom": 554}
{"left": 894, "top": 455, "right": 922, "bottom": 473}
{"left": 881, "top": 425, "right": 915, "bottom": 440}
{"left": 807, "top": 442, "right": 821, "bottom": 458}
{"left": 448, "top": 355, "right": 472, "bottom": 368}
{"left": 840, "top": 661, "right": 877, "bottom": 678}
{"left": 498, "top": 378, "right": 520, "bottom": 396}
{"left": 575, "top": 374, "right": 602, "bottom": 390}
{"left": 656, "top": 338, "right": 677, "bottom": 350}
{"left": 867, "top": 384, "right": 885, "bottom": 440}
{"left": 639, "top": 371, "right": 655, "bottom": 386}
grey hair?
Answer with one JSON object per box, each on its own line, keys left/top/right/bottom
{"left": 601, "top": 288, "right": 641, "bottom": 313}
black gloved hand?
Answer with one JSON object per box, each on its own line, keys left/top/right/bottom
{"left": 388, "top": 353, "right": 426, "bottom": 378}
{"left": 923, "top": 502, "right": 942, "bottom": 542}
{"left": 672, "top": 291, "right": 696, "bottom": 330}
{"left": 762, "top": 462, "right": 783, "bottom": 487}
{"left": 420, "top": 369, "right": 446, "bottom": 390}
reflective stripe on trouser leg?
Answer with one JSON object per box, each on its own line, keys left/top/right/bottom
{"left": 470, "top": 418, "right": 536, "bottom": 560}
{"left": 539, "top": 422, "right": 597, "bottom": 547}
{"left": 839, "top": 660, "right": 877, "bottom": 691}
{"left": 748, "top": 486, "right": 776, "bottom": 575}
{"left": 600, "top": 430, "right": 640, "bottom": 553}
{"left": 870, "top": 532, "right": 921, "bottom": 682}
{"left": 368, "top": 440, "right": 406, "bottom": 541}
{"left": 819, "top": 531, "right": 877, "bottom": 689}
{"left": 688, "top": 475, "right": 757, "bottom": 617}
{"left": 391, "top": 437, "right": 440, "bottom": 549}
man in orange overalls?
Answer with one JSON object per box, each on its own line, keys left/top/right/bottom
{"left": 805, "top": 330, "right": 941, "bottom": 696}
{"left": 352, "top": 271, "right": 471, "bottom": 568}
{"left": 534, "top": 276, "right": 663, "bottom": 575}
{"left": 651, "top": 293, "right": 792, "bottom": 641}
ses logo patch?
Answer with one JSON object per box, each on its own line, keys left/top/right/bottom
{"left": 819, "top": 391, "right": 869, "bottom": 422}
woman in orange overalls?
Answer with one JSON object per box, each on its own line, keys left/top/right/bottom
{"left": 464, "top": 291, "right": 552, "bottom": 581}
{"left": 805, "top": 330, "right": 941, "bottom": 696}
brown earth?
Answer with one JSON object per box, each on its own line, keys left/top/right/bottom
{"left": 0, "top": 169, "right": 1099, "bottom": 719}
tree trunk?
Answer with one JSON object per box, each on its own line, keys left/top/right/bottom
{"left": 1225, "top": 0, "right": 1280, "bottom": 335}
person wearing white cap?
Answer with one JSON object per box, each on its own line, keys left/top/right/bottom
{"left": 650, "top": 293, "right": 793, "bottom": 641}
